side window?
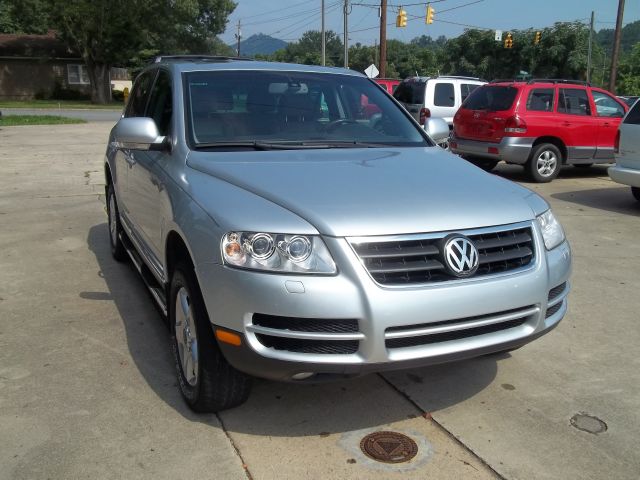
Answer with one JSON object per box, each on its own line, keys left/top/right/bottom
{"left": 126, "top": 71, "right": 155, "bottom": 118}
{"left": 434, "top": 82, "right": 455, "bottom": 107}
{"left": 623, "top": 100, "right": 640, "bottom": 125}
{"left": 557, "top": 88, "right": 591, "bottom": 116}
{"left": 592, "top": 91, "right": 625, "bottom": 118}
{"left": 393, "top": 82, "right": 410, "bottom": 103}
{"left": 527, "top": 88, "right": 554, "bottom": 112}
{"left": 146, "top": 70, "right": 173, "bottom": 135}
{"left": 460, "top": 83, "right": 479, "bottom": 103}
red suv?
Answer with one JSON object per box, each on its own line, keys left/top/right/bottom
{"left": 450, "top": 79, "right": 629, "bottom": 182}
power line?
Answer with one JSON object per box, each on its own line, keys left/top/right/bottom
{"left": 239, "top": 0, "right": 313, "bottom": 21}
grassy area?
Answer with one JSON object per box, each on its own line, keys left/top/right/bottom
{"left": 0, "top": 115, "right": 86, "bottom": 126}
{"left": 0, "top": 99, "right": 123, "bottom": 110}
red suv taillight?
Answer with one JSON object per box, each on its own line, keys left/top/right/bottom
{"left": 505, "top": 115, "right": 527, "bottom": 134}
{"left": 419, "top": 108, "right": 431, "bottom": 125}
{"left": 614, "top": 130, "right": 621, "bottom": 154}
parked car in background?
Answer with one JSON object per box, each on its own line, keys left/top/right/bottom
{"left": 104, "top": 56, "right": 571, "bottom": 412}
{"left": 451, "top": 79, "right": 629, "bottom": 182}
{"left": 618, "top": 95, "right": 639, "bottom": 108}
{"left": 374, "top": 78, "right": 400, "bottom": 94}
{"left": 393, "top": 75, "right": 486, "bottom": 127}
{"left": 608, "top": 97, "right": 640, "bottom": 202}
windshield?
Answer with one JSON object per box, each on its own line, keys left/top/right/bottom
{"left": 463, "top": 86, "right": 518, "bottom": 111}
{"left": 184, "top": 70, "right": 429, "bottom": 148}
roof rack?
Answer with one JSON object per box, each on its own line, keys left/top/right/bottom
{"left": 151, "top": 55, "right": 254, "bottom": 64}
{"left": 527, "top": 78, "right": 590, "bottom": 86}
{"left": 489, "top": 78, "right": 527, "bottom": 83}
{"left": 437, "top": 75, "right": 483, "bottom": 81}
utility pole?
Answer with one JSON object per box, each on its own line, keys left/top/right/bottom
{"left": 235, "top": 20, "right": 242, "bottom": 56}
{"left": 380, "top": 0, "right": 387, "bottom": 78}
{"left": 587, "top": 11, "right": 594, "bottom": 84}
{"left": 343, "top": 0, "right": 349, "bottom": 68}
{"left": 608, "top": 0, "right": 625, "bottom": 93}
{"left": 321, "top": 0, "right": 326, "bottom": 66}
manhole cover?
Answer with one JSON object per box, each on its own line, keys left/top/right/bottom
{"left": 359, "top": 431, "right": 418, "bottom": 464}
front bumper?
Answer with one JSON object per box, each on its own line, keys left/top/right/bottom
{"left": 608, "top": 165, "right": 640, "bottom": 188}
{"left": 450, "top": 136, "right": 535, "bottom": 165}
{"left": 197, "top": 223, "right": 572, "bottom": 381}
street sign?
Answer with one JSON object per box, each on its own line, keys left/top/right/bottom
{"left": 495, "top": 30, "right": 502, "bottom": 42}
{"left": 364, "top": 64, "right": 379, "bottom": 78}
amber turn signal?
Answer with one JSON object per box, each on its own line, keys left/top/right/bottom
{"left": 215, "top": 329, "right": 242, "bottom": 346}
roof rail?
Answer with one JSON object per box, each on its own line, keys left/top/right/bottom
{"left": 527, "top": 78, "right": 590, "bottom": 86}
{"left": 437, "top": 75, "right": 482, "bottom": 81}
{"left": 489, "top": 79, "right": 526, "bottom": 83}
{"left": 151, "top": 55, "right": 254, "bottom": 64}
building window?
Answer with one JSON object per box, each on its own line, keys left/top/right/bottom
{"left": 67, "top": 64, "right": 90, "bottom": 85}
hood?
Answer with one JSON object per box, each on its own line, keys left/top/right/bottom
{"left": 187, "top": 147, "right": 538, "bottom": 237}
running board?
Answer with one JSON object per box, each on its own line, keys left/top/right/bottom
{"left": 120, "top": 232, "right": 168, "bottom": 317}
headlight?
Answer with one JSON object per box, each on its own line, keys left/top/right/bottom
{"left": 222, "top": 232, "right": 336, "bottom": 274}
{"left": 536, "top": 210, "right": 565, "bottom": 250}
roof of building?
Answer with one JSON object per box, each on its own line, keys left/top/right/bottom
{"left": 0, "top": 31, "right": 78, "bottom": 59}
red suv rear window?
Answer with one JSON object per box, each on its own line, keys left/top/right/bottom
{"left": 463, "top": 86, "right": 518, "bottom": 111}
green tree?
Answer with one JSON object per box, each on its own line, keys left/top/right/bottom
{"left": 0, "top": 0, "right": 50, "bottom": 34}
{"left": 617, "top": 43, "right": 640, "bottom": 95}
{"left": 47, "top": 0, "right": 236, "bottom": 103}
{"left": 271, "top": 30, "right": 342, "bottom": 66}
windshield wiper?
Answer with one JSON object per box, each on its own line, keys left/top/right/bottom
{"left": 193, "top": 141, "right": 274, "bottom": 150}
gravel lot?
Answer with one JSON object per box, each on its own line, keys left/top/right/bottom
{"left": 1, "top": 122, "right": 639, "bottom": 480}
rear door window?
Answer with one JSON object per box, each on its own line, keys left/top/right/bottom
{"left": 393, "top": 81, "right": 425, "bottom": 104}
{"left": 462, "top": 86, "right": 518, "bottom": 111}
{"left": 527, "top": 88, "right": 554, "bottom": 112}
{"left": 460, "top": 83, "right": 480, "bottom": 103}
{"left": 433, "top": 82, "right": 455, "bottom": 107}
{"left": 557, "top": 88, "right": 591, "bottom": 116}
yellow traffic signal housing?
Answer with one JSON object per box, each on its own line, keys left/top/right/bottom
{"left": 534, "top": 31, "right": 541, "bottom": 45}
{"left": 426, "top": 4, "right": 435, "bottom": 24}
{"left": 504, "top": 33, "right": 513, "bottom": 49}
{"left": 396, "top": 8, "right": 407, "bottom": 27}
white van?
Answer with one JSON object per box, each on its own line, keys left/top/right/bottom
{"left": 393, "top": 76, "right": 486, "bottom": 127}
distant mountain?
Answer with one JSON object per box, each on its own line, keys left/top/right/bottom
{"left": 596, "top": 20, "right": 640, "bottom": 54}
{"left": 234, "top": 34, "right": 288, "bottom": 56}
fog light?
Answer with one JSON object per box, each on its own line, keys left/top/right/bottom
{"left": 292, "top": 372, "right": 315, "bottom": 380}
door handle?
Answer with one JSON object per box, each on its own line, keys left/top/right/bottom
{"left": 562, "top": 122, "right": 571, "bottom": 127}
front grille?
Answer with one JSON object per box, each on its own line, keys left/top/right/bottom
{"left": 252, "top": 314, "right": 358, "bottom": 333}
{"left": 548, "top": 282, "right": 566, "bottom": 301}
{"left": 255, "top": 335, "right": 359, "bottom": 354}
{"left": 351, "top": 225, "right": 534, "bottom": 285}
{"left": 545, "top": 301, "right": 563, "bottom": 318}
{"left": 386, "top": 318, "right": 527, "bottom": 349}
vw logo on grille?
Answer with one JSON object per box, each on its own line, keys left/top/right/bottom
{"left": 443, "top": 235, "right": 479, "bottom": 277}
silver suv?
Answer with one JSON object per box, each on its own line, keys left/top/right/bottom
{"left": 105, "top": 56, "right": 572, "bottom": 412}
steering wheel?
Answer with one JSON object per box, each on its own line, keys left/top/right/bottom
{"left": 324, "top": 118, "right": 358, "bottom": 132}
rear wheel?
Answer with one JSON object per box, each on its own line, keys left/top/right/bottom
{"left": 527, "top": 143, "right": 562, "bottom": 183}
{"left": 632, "top": 187, "right": 640, "bottom": 203}
{"left": 170, "top": 262, "right": 251, "bottom": 412}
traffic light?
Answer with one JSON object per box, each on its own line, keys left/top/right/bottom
{"left": 504, "top": 32, "right": 513, "bottom": 49}
{"left": 426, "top": 4, "right": 435, "bottom": 24}
{"left": 396, "top": 7, "right": 407, "bottom": 27}
{"left": 534, "top": 31, "right": 541, "bottom": 45}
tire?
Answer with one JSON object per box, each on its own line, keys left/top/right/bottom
{"left": 170, "top": 262, "right": 251, "bottom": 412}
{"left": 106, "top": 184, "right": 127, "bottom": 262}
{"left": 632, "top": 187, "right": 640, "bottom": 203}
{"left": 574, "top": 163, "right": 593, "bottom": 168}
{"left": 463, "top": 155, "right": 499, "bottom": 172}
{"left": 526, "top": 143, "right": 562, "bottom": 183}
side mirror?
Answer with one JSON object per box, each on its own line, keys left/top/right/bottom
{"left": 113, "top": 117, "right": 166, "bottom": 151}
{"left": 424, "top": 118, "right": 450, "bottom": 144}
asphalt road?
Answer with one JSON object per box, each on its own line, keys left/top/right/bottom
{"left": 1, "top": 123, "right": 639, "bottom": 480}
{"left": 0, "top": 107, "right": 122, "bottom": 122}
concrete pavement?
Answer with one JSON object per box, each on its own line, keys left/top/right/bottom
{"left": 1, "top": 122, "right": 639, "bottom": 479}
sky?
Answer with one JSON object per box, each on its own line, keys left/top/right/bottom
{"left": 220, "top": 0, "right": 640, "bottom": 47}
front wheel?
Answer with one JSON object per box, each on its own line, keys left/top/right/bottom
{"left": 632, "top": 187, "right": 640, "bottom": 203}
{"left": 527, "top": 143, "right": 562, "bottom": 183}
{"left": 170, "top": 263, "right": 251, "bottom": 412}
{"left": 106, "top": 184, "right": 127, "bottom": 262}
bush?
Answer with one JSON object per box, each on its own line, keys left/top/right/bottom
{"left": 112, "top": 90, "right": 124, "bottom": 102}
{"left": 51, "top": 82, "right": 91, "bottom": 101}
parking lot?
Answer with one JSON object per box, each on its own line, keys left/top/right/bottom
{"left": 1, "top": 122, "right": 639, "bottom": 480}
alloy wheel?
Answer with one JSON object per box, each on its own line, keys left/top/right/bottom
{"left": 174, "top": 287, "right": 199, "bottom": 386}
